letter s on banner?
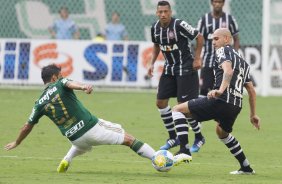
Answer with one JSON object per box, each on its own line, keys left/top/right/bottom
{"left": 83, "top": 44, "right": 108, "bottom": 80}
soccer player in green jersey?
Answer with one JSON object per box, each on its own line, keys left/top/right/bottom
{"left": 4, "top": 64, "right": 156, "bottom": 173}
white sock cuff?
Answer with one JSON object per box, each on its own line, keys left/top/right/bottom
{"left": 172, "top": 111, "right": 185, "bottom": 120}
{"left": 220, "top": 134, "right": 234, "bottom": 144}
{"left": 158, "top": 106, "right": 171, "bottom": 114}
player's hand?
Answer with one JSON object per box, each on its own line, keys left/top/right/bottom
{"left": 82, "top": 84, "right": 93, "bottom": 94}
{"left": 250, "top": 115, "right": 260, "bottom": 130}
{"left": 193, "top": 58, "right": 202, "bottom": 70}
{"left": 4, "top": 141, "right": 18, "bottom": 151}
{"left": 147, "top": 65, "right": 154, "bottom": 78}
{"left": 207, "top": 90, "right": 222, "bottom": 99}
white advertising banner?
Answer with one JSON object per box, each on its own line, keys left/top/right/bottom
{"left": 1, "top": 39, "right": 282, "bottom": 95}
{"left": 0, "top": 39, "right": 165, "bottom": 87}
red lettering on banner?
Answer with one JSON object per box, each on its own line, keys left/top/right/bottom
{"left": 33, "top": 43, "right": 73, "bottom": 76}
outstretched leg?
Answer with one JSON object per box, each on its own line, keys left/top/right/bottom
{"left": 216, "top": 123, "right": 255, "bottom": 175}
{"left": 57, "top": 145, "right": 87, "bottom": 173}
{"left": 123, "top": 132, "right": 155, "bottom": 160}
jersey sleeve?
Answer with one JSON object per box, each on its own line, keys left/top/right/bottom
{"left": 229, "top": 15, "right": 239, "bottom": 36}
{"left": 27, "top": 105, "right": 43, "bottom": 125}
{"left": 151, "top": 24, "right": 157, "bottom": 43}
{"left": 244, "top": 65, "right": 252, "bottom": 84}
{"left": 245, "top": 72, "right": 251, "bottom": 83}
{"left": 178, "top": 20, "right": 199, "bottom": 40}
{"left": 215, "top": 46, "right": 232, "bottom": 67}
{"left": 59, "top": 78, "right": 72, "bottom": 87}
{"left": 197, "top": 16, "right": 205, "bottom": 35}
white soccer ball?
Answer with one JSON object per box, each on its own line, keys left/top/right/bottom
{"left": 152, "top": 150, "right": 174, "bottom": 172}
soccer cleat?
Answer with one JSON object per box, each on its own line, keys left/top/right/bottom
{"left": 160, "top": 138, "right": 180, "bottom": 150}
{"left": 230, "top": 167, "right": 255, "bottom": 175}
{"left": 173, "top": 153, "right": 192, "bottom": 166}
{"left": 190, "top": 137, "right": 205, "bottom": 153}
{"left": 57, "top": 160, "right": 69, "bottom": 173}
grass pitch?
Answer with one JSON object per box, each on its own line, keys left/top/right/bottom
{"left": 0, "top": 89, "right": 281, "bottom": 184}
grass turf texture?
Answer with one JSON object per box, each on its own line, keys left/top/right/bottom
{"left": 0, "top": 89, "right": 281, "bottom": 184}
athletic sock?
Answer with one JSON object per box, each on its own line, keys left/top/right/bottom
{"left": 220, "top": 134, "right": 251, "bottom": 169}
{"left": 172, "top": 111, "right": 190, "bottom": 155}
{"left": 187, "top": 118, "right": 203, "bottom": 139}
{"left": 130, "top": 139, "right": 155, "bottom": 160}
{"left": 63, "top": 145, "right": 86, "bottom": 163}
{"left": 159, "top": 106, "right": 177, "bottom": 139}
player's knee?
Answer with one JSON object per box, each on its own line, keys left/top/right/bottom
{"left": 172, "top": 105, "right": 179, "bottom": 112}
{"left": 156, "top": 99, "right": 168, "bottom": 109}
{"left": 216, "top": 124, "right": 228, "bottom": 139}
{"left": 123, "top": 132, "right": 135, "bottom": 146}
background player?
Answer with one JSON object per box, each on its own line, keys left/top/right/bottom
{"left": 147, "top": 1, "right": 205, "bottom": 160}
{"left": 4, "top": 64, "right": 155, "bottom": 173}
{"left": 197, "top": 0, "right": 239, "bottom": 96}
{"left": 172, "top": 28, "right": 260, "bottom": 174}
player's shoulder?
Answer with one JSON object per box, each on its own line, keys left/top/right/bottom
{"left": 59, "top": 78, "right": 70, "bottom": 85}
{"left": 225, "top": 12, "right": 237, "bottom": 19}
{"left": 216, "top": 45, "right": 230, "bottom": 55}
{"left": 215, "top": 45, "right": 234, "bottom": 61}
{"left": 224, "top": 45, "right": 233, "bottom": 52}
{"left": 200, "top": 12, "right": 210, "bottom": 20}
{"left": 151, "top": 20, "right": 160, "bottom": 29}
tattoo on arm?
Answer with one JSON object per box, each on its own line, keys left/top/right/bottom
{"left": 223, "top": 72, "right": 232, "bottom": 84}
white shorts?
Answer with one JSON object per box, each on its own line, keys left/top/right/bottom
{"left": 71, "top": 119, "right": 125, "bottom": 151}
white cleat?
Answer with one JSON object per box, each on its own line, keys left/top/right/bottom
{"left": 230, "top": 169, "right": 255, "bottom": 175}
{"left": 173, "top": 153, "right": 192, "bottom": 166}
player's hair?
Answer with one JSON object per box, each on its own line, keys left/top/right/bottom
{"left": 41, "top": 64, "right": 61, "bottom": 84}
{"left": 59, "top": 6, "right": 68, "bottom": 13}
{"left": 157, "top": 1, "right": 171, "bottom": 9}
{"left": 210, "top": 0, "right": 225, "bottom": 3}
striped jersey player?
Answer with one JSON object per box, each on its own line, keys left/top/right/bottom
{"left": 197, "top": 0, "right": 239, "bottom": 96}
{"left": 171, "top": 28, "right": 260, "bottom": 175}
{"left": 148, "top": 0, "right": 205, "bottom": 160}
{"left": 214, "top": 45, "right": 250, "bottom": 107}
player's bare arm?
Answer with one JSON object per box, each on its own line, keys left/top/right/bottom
{"left": 244, "top": 82, "right": 261, "bottom": 130}
{"left": 193, "top": 34, "right": 204, "bottom": 70}
{"left": 208, "top": 61, "right": 233, "bottom": 98}
{"left": 148, "top": 43, "right": 160, "bottom": 77}
{"left": 4, "top": 123, "right": 34, "bottom": 151}
{"left": 233, "top": 34, "right": 240, "bottom": 51}
{"left": 66, "top": 81, "right": 93, "bottom": 94}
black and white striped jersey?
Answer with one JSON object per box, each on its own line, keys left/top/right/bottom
{"left": 197, "top": 12, "right": 239, "bottom": 68}
{"left": 151, "top": 17, "right": 199, "bottom": 76}
{"left": 214, "top": 45, "right": 251, "bottom": 108}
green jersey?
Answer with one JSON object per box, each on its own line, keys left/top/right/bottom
{"left": 28, "top": 78, "right": 98, "bottom": 141}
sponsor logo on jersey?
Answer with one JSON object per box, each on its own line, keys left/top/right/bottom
{"left": 61, "top": 78, "right": 69, "bottom": 85}
{"left": 180, "top": 21, "right": 195, "bottom": 34}
{"left": 38, "top": 86, "right": 58, "bottom": 104}
{"left": 216, "top": 47, "right": 226, "bottom": 61}
{"left": 65, "top": 120, "right": 85, "bottom": 138}
{"left": 160, "top": 44, "right": 179, "bottom": 51}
